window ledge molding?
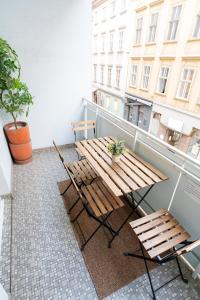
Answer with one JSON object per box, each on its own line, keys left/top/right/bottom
{"left": 187, "top": 38, "right": 200, "bottom": 43}
{"left": 139, "top": 88, "right": 149, "bottom": 92}
{"left": 155, "top": 91, "right": 166, "bottom": 97}
{"left": 120, "top": 10, "right": 127, "bottom": 15}
{"left": 133, "top": 43, "right": 142, "bottom": 47}
{"left": 163, "top": 40, "right": 177, "bottom": 45}
{"left": 145, "top": 42, "right": 156, "bottom": 46}
{"left": 174, "top": 97, "right": 189, "bottom": 103}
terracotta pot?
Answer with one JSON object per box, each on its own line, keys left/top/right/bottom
{"left": 4, "top": 121, "right": 32, "bottom": 164}
{"left": 9, "top": 142, "right": 32, "bottom": 164}
{"left": 112, "top": 154, "right": 121, "bottom": 164}
{"left": 4, "top": 121, "right": 30, "bottom": 144}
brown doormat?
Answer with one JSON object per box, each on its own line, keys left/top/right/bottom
{"left": 58, "top": 180, "right": 154, "bottom": 299}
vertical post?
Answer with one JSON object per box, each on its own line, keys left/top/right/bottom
{"left": 132, "top": 130, "right": 138, "bottom": 152}
{"left": 168, "top": 168, "right": 184, "bottom": 211}
{"left": 95, "top": 106, "right": 99, "bottom": 138}
{"left": 84, "top": 98, "right": 88, "bottom": 139}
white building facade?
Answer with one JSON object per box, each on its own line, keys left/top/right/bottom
{"left": 92, "top": 0, "right": 134, "bottom": 117}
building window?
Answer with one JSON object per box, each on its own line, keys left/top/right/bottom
{"left": 109, "top": 31, "right": 114, "bottom": 52}
{"left": 135, "top": 17, "right": 143, "bottom": 44}
{"left": 94, "top": 35, "right": 98, "bottom": 52}
{"left": 101, "top": 33, "right": 106, "bottom": 52}
{"left": 157, "top": 66, "right": 170, "bottom": 94}
{"left": 93, "top": 65, "right": 97, "bottom": 82}
{"left": 107, "top": 66, "right": 112, "bottom": 86}
{"left": 193, "top": 11, "right": 200, "bottom": 38}
{"left": 130, "top": 64, "right": 138, "bottom": 87}
{"left": 100, "top": 65, "right": 105, "bottom": 84}
{"left": 120, "top": 0, "right": 126, "bottom": 12}
{"left": 102, "top": 6, "right": 106, "bottom": 22}
{"left": 167, "top": 5, "right": 182, "bottom": 40}
{"left": 94, "top": 11, "right": 98, "bottom": 24}
{"left": 110, "top": 1, "right": 116, "bottom": 18}
{"left": 116, "top": 66, "right": 122, "bottom": 89}
{"left": 141, "top": 65, "right": 151, "bottom": 90}
{"left": 118, "top": 29, "right": 124, "bottom": 50}
{"left": 176, "top": 68, "right": 194, "bottom": 100}
{"left": 148, "top": 12, "right": 159, "bottom": 43}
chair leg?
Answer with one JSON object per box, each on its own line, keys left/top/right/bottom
{"left": 70, "top": 207, "right": 85, "bottom": 223}
{"left": 140, "top": 243, "right": 156, "bottom": 300}
{"left": 175, "top": 256, "right": 188, "bottom": 284}
{"left": 81, "top": 211, "right": 115, "bottom": 251}
{"left": 67, "top": 196, "right": 80, "bottom": 214}
{"left": 60, "top": 181, "right": 72, "bottom": 196}
{"left": 108, "top": 210, "right": 135, "bottom": 248}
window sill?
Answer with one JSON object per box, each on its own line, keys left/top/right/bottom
{"left": 107, "top": 84, "right": 112, "bottom": 87}
{"left": 115, "top": 87, "right": 120, "bottom": 90}
{"left": 102, "top": 19, "right": 106, "bottom": 23}
{"left": 163, "top": 40, "right": 177, "bottom": 45}
{"left": 145, "top": 42, "right": 156, "bottom": 46}
{"left": 187, "top": 38, "right": 200, "bottom": 43}
{"left": 129, "top": 85, "right": 137, "bottom": 89}
{"left": 174, "top": 97, "right": 189, "bottom": 102}
{"left": 155, "top": 91, "right": 166, "bottom": 97}
{"left": 93, "top": 52, "right": 98, "bottom": 55}
{"left": 101, "top": 52, "right": 106, "bottom": 55}
{"left": 108, "top": 51, "right": 114, "bottom": 54}
{"left": 110, "top": 15, "right": 116, "bottom": 19}
{"left": 117, "top": 50, "right": 124, "bottom": 54}
{"left": 133, "top": 43, "right": 142, "bottom": 47}
{"left": 139, "top": 88, "right": 149, "bottom": 92}
{"left": 120, "top": 10, "right": 127, "bottom": 15}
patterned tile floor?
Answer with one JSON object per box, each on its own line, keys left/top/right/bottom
{"left": 0, "top": 148, "right": 200, "bottom": 300}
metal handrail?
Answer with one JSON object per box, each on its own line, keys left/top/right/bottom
{"left": 83, "top": 98, "right": 200, "bottom": 168}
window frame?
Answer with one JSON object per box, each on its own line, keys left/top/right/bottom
{"left": 109, "top": 30, "right": 114, "bottom": 52}
{"left": 130, "top": 64, "right": 138, "bottom": 88}
{"left": 166, "top": 4, "right": 182, "bottom": 41}
{"left": 118, "top": 29, "right": 124, "bottom": 51}
{"left": 107, "top": 65, "right": 112, "bottom": 86}
{"left": 110, "top": 1, "right": 116, "bottom": 18}
{"left": 93, "top": 64, "right": 97, "bottom": 82}
{"left": 141, "top": 65, "right": 151, "bottom": 91}
{"left": 100, "top": 65, "right": 105, "bottom": 85}
{"left": 102, "top": 6, "right": 106, "bottom": 22}
{"left": 116, "top": 66, "right": 122, "bottom": 89}
{"left": 148, "top": 11, "right": 159, "bottom": 43}
{"left": 156, "top": 66, "right": 170, "bottom": 95}
{"left": 135, "top": 16, "right": 143, "bottom": 44}
{"left": 176, "top": 67, "right": 195, "bottom": 101}
{"left": 193, "top": 10, "right": 200, "bottom": 38}
{"left": 101, "top": 33, "right": 106, "bottom": 53}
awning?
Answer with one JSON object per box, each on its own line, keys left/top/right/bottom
{"left": 125, "top": 92, "right": 153, "bottom": 107}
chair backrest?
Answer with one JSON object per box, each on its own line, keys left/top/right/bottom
{"left": 176, "top": 240, "right": 200, "bottom": 256}
{"left": 53, "top": 140, "right": 84, "bottom": 201}
{"left": 71, "top": 120, "right": 96, "bottom": 141}
{"left": 53, "top": 140, "right": 65, "bottom": 164}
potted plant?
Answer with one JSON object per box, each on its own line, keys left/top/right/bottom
{"left": 0, "top": 38, "right": 33, "bottom": 164}
{"left": 107, "top": 139, "right": 125, "bottom": 163}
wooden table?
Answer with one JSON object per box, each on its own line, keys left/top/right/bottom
{"left": 75, "top": 136, "right": 167, "bottom": 197}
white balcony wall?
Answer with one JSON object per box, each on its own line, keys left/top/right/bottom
{"left": 0, "top": 0, "right": 92, "bottom": 149}
{"left": 86, "top": 100, "right": 200, "bottom": 271}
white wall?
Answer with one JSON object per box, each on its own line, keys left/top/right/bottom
{"left": 0, "top": 117, "right": 12, "bottom": 195}
{"left": 0, "top": 0, "right": 92, "bottom": 149}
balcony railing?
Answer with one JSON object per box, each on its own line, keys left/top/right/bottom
{"left": 83, "top": 98, "right": 200, "bottom": 277}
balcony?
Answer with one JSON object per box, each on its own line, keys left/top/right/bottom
{"left": 0, "top": 1, "right": 200, "bottom": 299}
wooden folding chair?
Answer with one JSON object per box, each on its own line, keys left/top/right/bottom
{"left": 71, "top": 120, "right": 96, "bottom": 160}
{"left": 69, "top": 176, "right": 124, "bottom": 251}
{"left": 124, "top": 208, "right": 200, "bottom": 300}
{"left": 53, "top": 140, "right": 97, "bottom": 213}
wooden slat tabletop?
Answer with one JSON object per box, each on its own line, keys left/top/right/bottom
{"left": 75, "top": 137, "right": 168, "bottom": 197}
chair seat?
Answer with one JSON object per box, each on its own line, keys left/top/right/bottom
{"left": 66, "top": 159, "right": 97, "bottom": 185}
{"left": 81, "top": 179, "right": 124, "bottom": 217}
{"left": 130, "top": 209, "right": 190, "bottom": 258}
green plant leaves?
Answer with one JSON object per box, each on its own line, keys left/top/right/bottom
{"left": 107, "top": 139, "right": 125, "bottom": 156}
{"left": 0, "top": 37, "right": 33, "bottom": 125}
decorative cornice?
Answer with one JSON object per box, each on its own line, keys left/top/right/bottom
{"left": 92, "top": 0, "right": 107, "bottom": 9}
{"left": 149, "top": 0, "right": 164, "bottom": 8}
